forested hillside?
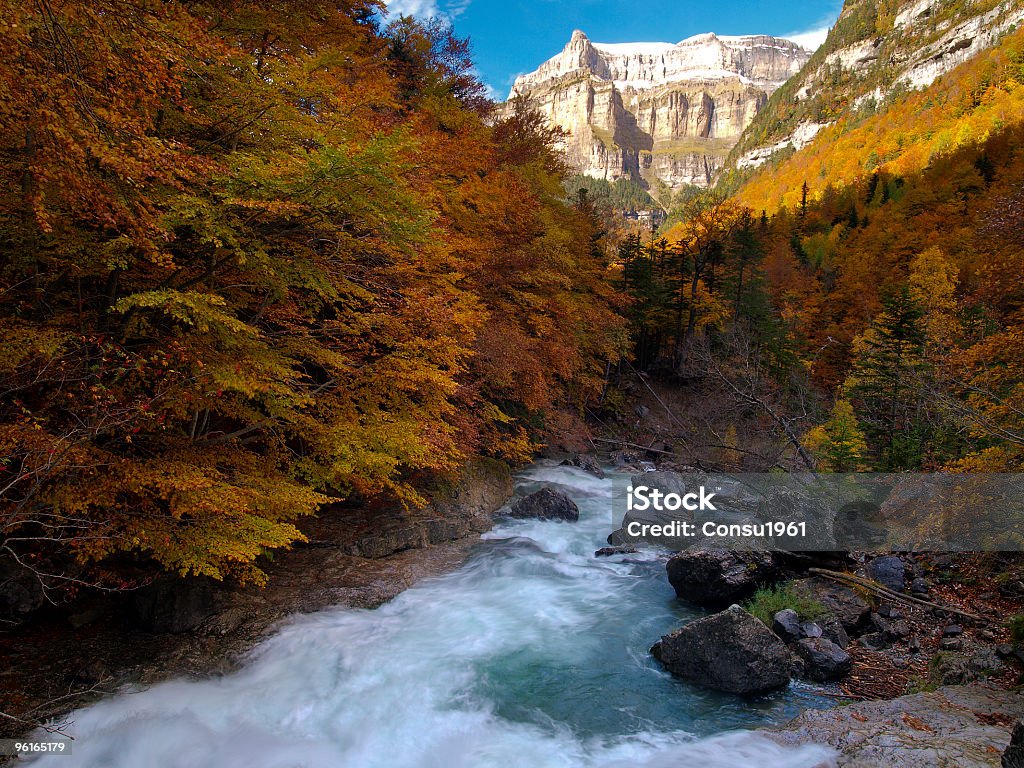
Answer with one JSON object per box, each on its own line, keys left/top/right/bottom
{"left": 735, "top": 24, "right": 1024, "bottom": 212}
{"left": 4, "top": 0, "right": 1024, "bottom": 604}
{"left": 0, "top": 1, "right": 626, "bottom": 590}
{"left": 616, "top": 20, "right": 1024, "bottom": 473}
{"left": 722, "top": 0, "right": 1024, "bottom": 186}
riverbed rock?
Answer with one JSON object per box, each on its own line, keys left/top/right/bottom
{"left": 859, "top": 632, "right": 892, "bottom": 651}
{"left": 509, "top": 488, "right": 579, "bottom": 521}
{"left": 666, "top": 548, "right": 781, "bottom": 608}
{"left": 594, "top": 545, "right": 638, "bottom": 557}
{"left": 928, "top": 649, "right": 1003, "bottom": 686}
{"left": 559, "top": 454, "right": 605, "bottom": 478}
{"left": 866, "top": 555, "right": 906, "bottom": 593}
{"left": 821, "top": 617, "right": 850, "bottom": 649}
{"left": 773, "top": 608, "right": 802, "bottom": 643}
{"left": 1003, "top": 719, "right": 1024, "bottom": 768}
{"left": 801, "top": 621, "right": 823, "bottom": 639}
{"left": 797, "top": 576, "right": 872, "bottom": 633}
{"left": 795, "top": 637, "right": 852, "bottom": 682}
{"left": 911, "top": 576, "right": 930, "bottom": 595}
{"left": 652, "top": 604, "right": 792, "bottom": 694}
{"left": 770, "top": 684, "right": 1024, "bottom": 767}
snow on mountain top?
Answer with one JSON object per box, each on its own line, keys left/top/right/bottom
{"left": 590, "top": 41, "right": 676, "bottom": 56}
{"left": 587, "top": 32, "right": 806, "bottom": 58}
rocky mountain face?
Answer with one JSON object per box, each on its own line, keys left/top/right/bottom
{"left": 727, "top": 0, "right": 1024, "bottom": 175}
{"left": 507, "top": 31, "right": 811, "bottom": 193}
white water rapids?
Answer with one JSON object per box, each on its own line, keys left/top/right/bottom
{"left": 27, "top": 463, "right": 836, "bottom": 768}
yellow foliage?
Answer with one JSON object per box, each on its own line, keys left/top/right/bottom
{"left": 736, "top": 26, "right": 1024, "bottom": 214}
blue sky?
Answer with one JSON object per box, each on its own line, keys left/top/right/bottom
{"left": 382, "top": 0, "right": 844, "bottom": 99}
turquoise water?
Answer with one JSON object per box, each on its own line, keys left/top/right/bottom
{"left": 27, "top": 463, "right": 835, "bottom": 768}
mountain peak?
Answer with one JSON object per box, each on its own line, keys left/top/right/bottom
{"left": 680, "top": 32, "right": 720, "bottom": 45}
{"left": 511, "top": 29, "right": 810, "bottom": 100}
{"left": 506, "top": 30, "right": 812, "bottom": 192}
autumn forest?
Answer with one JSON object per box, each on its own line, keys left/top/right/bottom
{"left": 3, "top": 0, "right": 1024, "bottom": 609}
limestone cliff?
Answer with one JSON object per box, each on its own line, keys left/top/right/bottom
{"left": 727, "top": 0, "right": 1024, "bottom": 175}
{"left": 507, "top": 31, "right": 811, "bottom": 193}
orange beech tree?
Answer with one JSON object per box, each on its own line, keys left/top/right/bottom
{"left": 0, "top": 2, "right": 625, "bottom": 588}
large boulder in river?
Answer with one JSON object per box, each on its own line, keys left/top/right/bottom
{"left": 509, "top": 488, "right": 579, "bottom": 521}
{"left": 652, "top": 604, "right": 792, "bottom": 694}
{"left": 666, "top": 548, "right": 781, "bottom": 608}
{"left": 559, "top": 454, "right": 605, "bottom": 478}
{"left": 795, "top": 637, "right": 852, "bottom": 682}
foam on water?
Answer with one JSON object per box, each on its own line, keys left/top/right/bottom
{"left": 27, "top": 462, "right": 835, "bottom": 768}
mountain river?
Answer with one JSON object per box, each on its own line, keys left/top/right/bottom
{"left": 26, "top": 463, "right": 836, "bottom": 768}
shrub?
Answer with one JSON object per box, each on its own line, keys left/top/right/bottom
{"left": 745, "top": 582, "right": 827, "bottom": 626}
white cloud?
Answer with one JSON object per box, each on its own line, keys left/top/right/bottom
{"left": 784, "top": 25, "right": 832, "bottom": 51}
{"left": 380, "top": 0, "right": 471, "bottom": 20}
{"left": 382, "top": 0, "right": 442, "bottom": 18}
{"left": 445, "top": 0, "right": 472, "bottom": 18}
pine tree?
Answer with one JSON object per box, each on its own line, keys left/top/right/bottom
{"left": 806, "top": 400, "right": 870, "bottom": 471}
{"left": 844, "top": 287, "right": 928, "bottom": 469}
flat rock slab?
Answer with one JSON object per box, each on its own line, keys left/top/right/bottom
{"left": 769, "top": 684, "right": 1024, "bottom": 767}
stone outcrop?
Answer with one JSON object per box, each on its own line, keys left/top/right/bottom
{"left": 770, "top": 684, "right": 1024, "bottom": 767}
{"left": 1004, "top": 720, "right": 1024, "bottom": 768}
{"left": 796, "top": 576, "right": 872, "bottom": 633}
{"left": 0, "top": 560, "right": 45, "bottom": 626}
{"left": 507, "top": 30, "right": 810, "bottom": 192}
{"left": 342, "top": 458, "right": 513, "bottom": 558}
{"left": 508, "top": 487, "right": 580, "bottom": 521}
{"left": 559, "top": 453, "right": 605, "bottom": 478}
{"left": 666, "top": 547, "right": 781, "bottom": 608}
{"left": 130, "top": 576, "right": 216, "bottom": 634}
{"left": 652, "top": 604, "right": 792, "bottom": 694}
{"left": 794, "top": 637, "right": 853, "bottom": 682}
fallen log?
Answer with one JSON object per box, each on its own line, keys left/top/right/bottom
{"left": 808, "top": 567, "right": 984, "bottom": 622}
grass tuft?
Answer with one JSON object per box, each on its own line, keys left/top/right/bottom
{"left": 744, "top": 582, "right": 827, "bottom": 627}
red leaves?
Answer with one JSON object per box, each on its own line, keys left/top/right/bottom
{"left": 0, "top": 3, "right": 627, "bottom": 585}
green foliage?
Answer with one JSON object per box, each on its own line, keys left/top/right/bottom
{"left": 905, "top": 673, "right": 941, "bottom": 694}
{"left": 618, "top": 235, "right": 673, "bottom": 368}
{"left": 806, "top": 400, "right": 870, "bottom": 472}
{"left": 843, "top": 287, "right": 930, "bottom": 469}
{"left": 563, "top": 175, "right": 657, "bottom": 211}
{"left": 744, "top": 583, "right": 827, "bottom": 627}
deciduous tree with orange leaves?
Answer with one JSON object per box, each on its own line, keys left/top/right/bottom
{"left": 0, "top": 1, "right": 626, "bottom": 592}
